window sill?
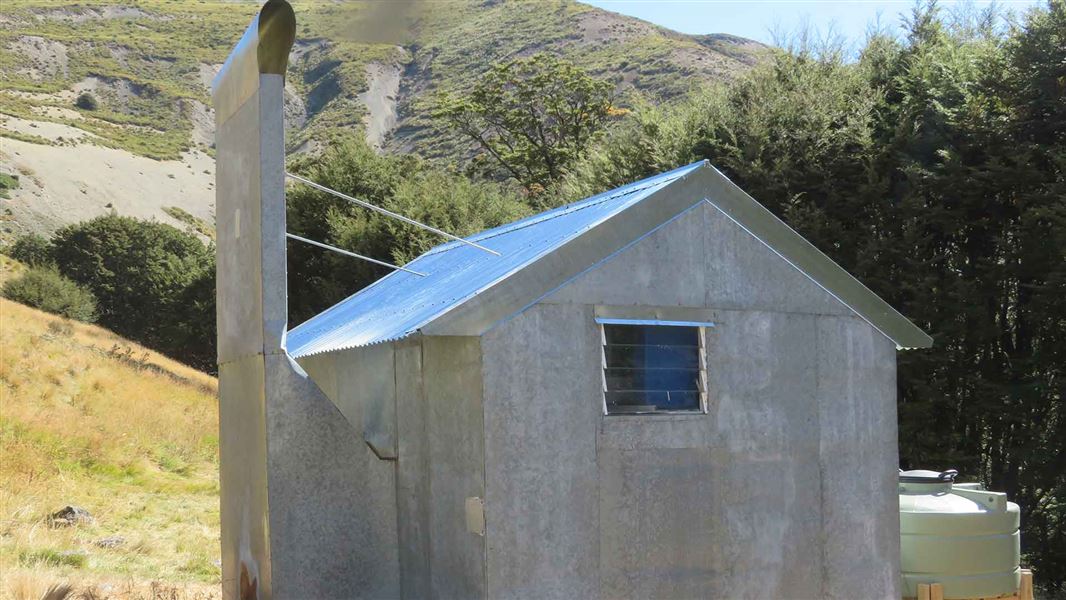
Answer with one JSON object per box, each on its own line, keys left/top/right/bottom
{"left": 603, "top": 410, "right": 706, "bottom": 420}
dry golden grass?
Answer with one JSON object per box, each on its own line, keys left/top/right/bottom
{"left": 2, "top": 571, "right": 218, "bottom": 600}
{"left": 0, "top": 298, "right": 221, "bottom": 597}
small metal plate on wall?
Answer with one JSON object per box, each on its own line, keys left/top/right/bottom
{"left": 465, "top": 497, "right": 485, "bottom": 536}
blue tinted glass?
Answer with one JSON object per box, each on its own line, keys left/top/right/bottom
{"left": 603, "top": 324, "right": 701, "bottom": 414}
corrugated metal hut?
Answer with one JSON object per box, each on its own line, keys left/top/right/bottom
{"left": 284, "top": 161, "right": 931, "bottom": 599}
{"left": 212, "top": 4, "right": 930, "bottom": 596}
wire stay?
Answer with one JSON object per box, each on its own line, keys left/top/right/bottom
{"left": 285, "top": 172, "right": 500, "bottom": 256}
{"left": 286, "top": 232, "right": 427, "bottom": 277}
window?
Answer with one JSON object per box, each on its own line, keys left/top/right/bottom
{"left": 599, "top": 319, "right": 708, "bottom": 415}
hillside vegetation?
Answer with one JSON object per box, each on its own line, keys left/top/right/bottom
{"left": 0, "top": 294, "right": 220, "bottom": 597}
{"left": 0, "top": 0, "right": 761, "bottom": 241}
{"left": 0, "top": 0, "right": 760, "bottom": 157}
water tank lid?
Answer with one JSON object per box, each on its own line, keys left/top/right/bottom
{"left": 900, "top": 469, "right": 958, "bottom": 483}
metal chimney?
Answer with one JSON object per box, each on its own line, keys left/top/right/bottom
{"left": 214, "top": 2, "right": 367, "bottom": 597}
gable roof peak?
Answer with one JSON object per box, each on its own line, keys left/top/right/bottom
{"left": 286, "top": 161, "right": 931, "bottom": 357}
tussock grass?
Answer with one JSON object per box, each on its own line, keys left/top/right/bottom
{"left": 0, "top": 298, "right": 220, "bottom": 596}
{"left": 0, "top": 130, "right": 54, "bottom": 147}
{"left": 2, "top": 571, "right": 218, "bottom": 600}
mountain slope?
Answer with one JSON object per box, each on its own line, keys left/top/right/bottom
{"left": 0, "top": 0, "right": 764, "bottom": 240}
{"left": 298, "top": 0, "right": 765, "bottom": 156}
{"left": 0, "top": 293, "right": 220, "bottom": 594}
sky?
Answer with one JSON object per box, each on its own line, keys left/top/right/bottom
{"left": 580, "top": 0, "right": 1045, "bottom": 47}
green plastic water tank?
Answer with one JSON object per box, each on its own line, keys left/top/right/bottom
{"left": 899, "top": 469, "right": 1021, "bottom": 599}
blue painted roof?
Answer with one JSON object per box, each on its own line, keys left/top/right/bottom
{"left": 285, "top": 161, "right": 706, "bottom": 357}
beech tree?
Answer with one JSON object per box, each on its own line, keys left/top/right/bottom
{"left": 435, "top": 53, "right": 614, "bottom": 194}
{"left": 50, "top": 215, "right": 216, "bottom": 369}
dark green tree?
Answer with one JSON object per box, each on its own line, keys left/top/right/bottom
{"left": 161, "top": 262, "right": 217, "bottom": 372}
{"left": 50, "top": 215, "right": 215, "bottom": 361}
{"left": 286, "top": 139, "right": 418, "bottom": 324}
{"left": 7, "top": 233, "right": 55, "bottom": 267}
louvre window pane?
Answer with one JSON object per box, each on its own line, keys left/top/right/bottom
{"left": 605, "top": 391, "right": 700, "bottom": 412}
{"left": 604, "top": 368, "right": 700, "bottom": 392}
{"left": 603, "top": 345, "right": 700, "bottom": 369}
{"left": 603, "top": 323, "right": 704, "bottom": 414}
{"left": 604, "top": 324, "right": 698, "bottom": 346}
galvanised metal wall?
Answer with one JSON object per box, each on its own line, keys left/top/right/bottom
{"left": 479, "top": 200, "right": 901, "bottom": 599}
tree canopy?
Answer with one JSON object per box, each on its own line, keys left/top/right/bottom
{"left": 434, "top": 53, "right": 615, "bottom": 195}
{"left": 285, "top": 139, "right": 530, "bottom": 324}
{"left": 49, "top": 215, "right": 216, "bottom": 370}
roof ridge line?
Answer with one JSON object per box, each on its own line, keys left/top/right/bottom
{"left": 421, "top": 172, "right": 696, "bottom": 257}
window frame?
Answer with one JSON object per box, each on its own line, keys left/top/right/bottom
{"left": 597, "top": 317, "right": 712, "bottom": 416}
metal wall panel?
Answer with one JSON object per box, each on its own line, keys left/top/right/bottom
{"left": 475, "top": 200, "right": 898, "bottom": 598}
{"left": 596, "top": 309, "right": 825, "bottom": 599}
{"left": 816, "top": 317, "right": 902, "bottom": 599}
{"left": 393, "top": 338, "right": 432, "bottom": 598}
{"left": 214, "top": 4, "right": 291, "bottom": 591}
{"left": 545, "top": 199, "right": 852, "bottom": 317}
{"left": 265, "top": 353, "right": 401, "bottom": 598}
{"left": 217, "top": 356, "right": 272, "bottom": 599}
{"left": 481, "top": 303, "right": 601, "bottom": 599}
{"left": 215, "top": 84, "right": 265, "bottom": 366}
{"left": 423, "top": 337, "right": 487, "bottom": 598}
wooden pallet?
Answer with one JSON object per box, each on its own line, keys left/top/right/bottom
{"left": 915, "top": 570, "right": 1033, "bottom": 600}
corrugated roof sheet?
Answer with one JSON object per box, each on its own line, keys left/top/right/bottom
{"left": 285, "top": 161, "right": 707, "bottom": 357}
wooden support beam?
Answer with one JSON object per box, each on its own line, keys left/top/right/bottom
{"left": 1019, "top": 569, "right": 1034, "bottom": 600}
{"left": 907, "top": 571, "right": 1035, "bottom": 600}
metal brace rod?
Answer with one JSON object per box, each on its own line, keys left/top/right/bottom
{"left": 286, "top": 233, "right": 427, "bottom": 277}
{"left": 286, "top": 172, "right": 501, "bottom": 256}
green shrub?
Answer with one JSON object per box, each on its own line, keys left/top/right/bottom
{"left": 285, "top": 138, "right": 529, "bottom": 324}
{"left": 2, "top": 267, "right": 98, "bottom": 322}
{"left": 378, "top": 170, "right": 529, "bottom": 264}
{"left": 0, "top": 172, "right": 18, "bottom": 199}
{"left": 75, "top": 92, "right": 98, "bottom": 111}
{"left": 7, "top": 233, "right": 54, "bottom": 267}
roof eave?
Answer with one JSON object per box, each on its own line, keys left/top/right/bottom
{"left": 697, "top": 166, "right": 933, "bottom": 350}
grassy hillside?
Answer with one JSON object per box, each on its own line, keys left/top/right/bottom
{"left": 0, "top": 0, "right": 763, "bottom": 157}
{"left": 0, "top": 0, "right": 762, "bottom": 242}
{"left": 0, "top": 294, "right": 220, "bottom": 598}
{"left": 0, "top": 1, "right": 251, "bottom": 160}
